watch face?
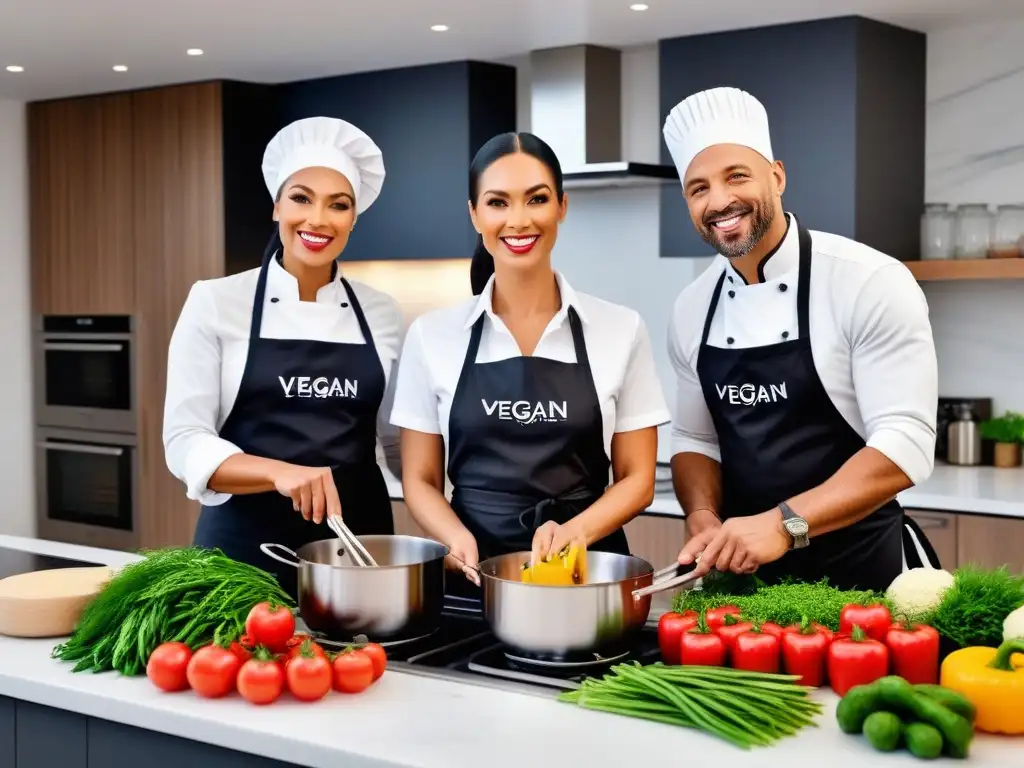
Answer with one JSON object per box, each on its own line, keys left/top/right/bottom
{"left": 785, "top": 518, "right": 809, "bottom": 537}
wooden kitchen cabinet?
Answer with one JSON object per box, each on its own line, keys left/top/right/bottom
{"left": 904, "top": 509, "right": 959, "bottom": 571}
{"left": 903, "top": 508, "right": 1024, "bottom": 573}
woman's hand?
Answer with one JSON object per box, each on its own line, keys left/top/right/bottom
{"left": 531, "top": 519, "right": 586, "bottom": 566}
{"left": 445, "top": 530, "right": 481, "bottom": 586}
{"left": 270, "top": 464, "right": 342, "bottom": 524}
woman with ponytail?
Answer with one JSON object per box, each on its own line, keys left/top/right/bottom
{"left": 390, "top": 132, "right": 671, "bottom": 591}
{"left": 163, "top": 117, "right": 402, "bottom": 598}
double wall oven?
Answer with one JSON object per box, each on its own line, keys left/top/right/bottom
{"left": 33, "top": 315, "right": 140, "bottom": 550}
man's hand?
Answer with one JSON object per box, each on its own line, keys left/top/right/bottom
{"left": 678, "top": 509, "right": 791, "bottom": 577}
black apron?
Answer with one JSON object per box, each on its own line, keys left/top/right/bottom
{"left": 192, "top": 252, "right": 394, "bottom": 598}
{"left": 695, "top": 223, "right": 940, "bottom": 593}
{"left": 445, "top": 308, "right": 629, "bottom": 596}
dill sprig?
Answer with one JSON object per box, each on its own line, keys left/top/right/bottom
{"left": 919, "top": 565, "right": 1024, "bottom": 648}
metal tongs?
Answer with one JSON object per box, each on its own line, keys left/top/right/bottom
{"left": 327, "top": 516, "right": 378, "bottom": 567}
{"left": 631, "top": 555, "right": 703, "bottom": 601}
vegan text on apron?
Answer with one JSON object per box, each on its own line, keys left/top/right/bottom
{"left": 445, "top": 306, "right": 630, "bottom": 573}
{"left": 192, "top": 250, "right": 394, "bottom": 597}
{"left": 694, "top": 222, "right": 940, "bottom": 592}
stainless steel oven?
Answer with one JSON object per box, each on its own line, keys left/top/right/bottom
{"left": 33, "top": 315, "right": 137, "bottom": 434}
{"left": 35, "top": 426, "right": 139, "bottom": 551}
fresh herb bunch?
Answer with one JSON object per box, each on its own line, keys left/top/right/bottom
{"left": 559, "top": 661, "right": 822, "bottom": 749}
{"left": 673, "top": 575, "right": 887, "bottom": 631}
{"left": 917, "top": 565, "right": 1024, "bottom": 648}
{"left": 52, "top": 547, "right": 294, "bottom": 676}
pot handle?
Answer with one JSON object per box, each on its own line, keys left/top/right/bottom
{"left": 260, "top": 543, "right": 301, "bottom": 568}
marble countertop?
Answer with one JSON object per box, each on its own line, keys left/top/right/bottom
{"left": 0, "top": 534, "right": 1018, "bottom": 768}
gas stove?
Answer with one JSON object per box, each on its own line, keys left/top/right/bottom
{"left": 307, "top": 596, "right": 662, "bottom": 699}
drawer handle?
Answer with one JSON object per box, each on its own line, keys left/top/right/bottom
{"left": 43, "top": 342, "right": 124, "bottom": 352}
{"left": 38, "top": 441, "right": 125, "bottom": 457}
{"left": 911, "top": 515, "right": 949, "bottom": 530}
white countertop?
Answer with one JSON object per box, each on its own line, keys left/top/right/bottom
{"left": 645, "top": 463, "right": 1024, "bottom": 519}
{"left": 0, "top": 535, "right": 1019, "bottom": 767}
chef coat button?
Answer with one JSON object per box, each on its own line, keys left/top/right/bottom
{"left": 779, "top": 283, "right": 788, "bottom": 292}
{"left": 270, "top": 297, "right": 279, "bottom": 303}
{"left": 340, "top": 302, "right": 349, "bottom": 308}
{"left": 727, "top": 336, "right": 735, "bottom": 345}
{"left": 728, "top": 290, "right": 736, "bottom": 299}
{"left": 727, "top": 276, "right": 734, "bottom": 283}
{"left": 782, "top": 331, "right": 790, "bottom": 339}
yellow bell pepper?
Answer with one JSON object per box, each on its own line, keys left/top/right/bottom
{"left": 520, "top": 544, "right": 587, "bottom": 585}
{"left": 939, "top": 639, "right": 1024, "bottom": 735}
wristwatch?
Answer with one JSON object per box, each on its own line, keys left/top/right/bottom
{"left": 778, "top": 501, "right": 809, "bottom": 549}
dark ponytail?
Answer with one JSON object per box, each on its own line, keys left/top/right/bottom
{"left": 467, "top": 131, "right": 564, "bottom": 296}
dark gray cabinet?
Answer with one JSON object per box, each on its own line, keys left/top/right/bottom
{"left": 658, "top": 16, "right": 926, "bottom": 261}
{"left": 0, "top": 696, "right": 303, "bottom": 768}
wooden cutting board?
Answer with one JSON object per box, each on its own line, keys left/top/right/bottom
{"left": 0, "top": 566, "right": 113, "bottom": 638}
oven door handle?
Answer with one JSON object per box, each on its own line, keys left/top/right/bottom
{"left": 38, "top": 441, "right": 125, "bottom": 457}
{"left": 43, "top": 342, "right": 125, "bottom": 352}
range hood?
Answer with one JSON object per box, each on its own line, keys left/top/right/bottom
{"left": 528, "top": 44, "right": 678, "bottom": 189}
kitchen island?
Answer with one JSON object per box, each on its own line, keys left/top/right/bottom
{"left": 0, "top": 534, "right": 1019, "bottom": 768}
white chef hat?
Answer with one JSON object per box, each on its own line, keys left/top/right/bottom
{"left": 262, "top": 116, "right": 385, "bottom": 214}
{"left": 663, "top": 87, "right": 774, "bottom": 181}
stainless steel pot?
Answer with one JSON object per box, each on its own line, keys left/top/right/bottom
{"left": 260, "top": 535, "right": 448, "bottom": 643}
{"left": 475, "top": 551, "right": 656, "bottom": 660}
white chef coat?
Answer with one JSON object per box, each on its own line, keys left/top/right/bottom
{"left": 163, "top": 256, "right": 403, "bottom": 506}
{"left": 668, "top": 213, "right": 938, "bottom": 485}
{"left": 389, "top": 271, "right": 672, "bottom": 462}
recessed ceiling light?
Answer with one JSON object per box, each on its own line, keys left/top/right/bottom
{"left": 186, "top": 48, "right": 204, "bottom": 56}
{"left": 5, "top": 65, "right": 24, "bottom": 73}
{"left": 112, "top": 65, "right": 128, "bottom": 72}
{"left": 630, "top": 3, "right": 650, "bottom": 10}
{"left": 430, "top": 24, "right": 449, "bottom": 32}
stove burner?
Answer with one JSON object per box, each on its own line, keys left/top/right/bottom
{"left": 504, "top": 648, "right": 630, "bottom": 670}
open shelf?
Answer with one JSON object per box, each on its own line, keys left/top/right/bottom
{"left": 904, "top": 258, "right": 1024, "bottom": 281}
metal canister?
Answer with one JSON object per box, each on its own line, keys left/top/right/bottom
{"left": 947, "top": 403, "right": 982, "bottom": 466}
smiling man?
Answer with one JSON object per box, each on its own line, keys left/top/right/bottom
{"left": 662, "top": 87, "right": 941, "bottom": 592}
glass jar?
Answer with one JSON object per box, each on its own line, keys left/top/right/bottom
{"left": 954, "top": 204, "right": 992, "bottom": 259}
{"left": 920, "top": 203, "right": 955, "bottom": 260}
{"left": 989, "top": 204, "right": 1024, "bottom": 258}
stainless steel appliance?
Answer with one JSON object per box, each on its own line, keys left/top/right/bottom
{"left": 937, "top": 397, "right": 992, "bottom": 464}
{"left": 35, "top": 426, "right": 139, "bottom": 550}
{"left": 947, "top": 404, "right": 983, "bottom": 466}
{"left": 33, "top": 315, "right": 137, "bottom": 434}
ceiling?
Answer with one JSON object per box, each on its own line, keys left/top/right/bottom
{"left": 0, "top": 0, "right": 1019, "bottom": 101}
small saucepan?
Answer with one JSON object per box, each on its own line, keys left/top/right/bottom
{"left": 261, "top": 535, "right": 448, "bottom": 643}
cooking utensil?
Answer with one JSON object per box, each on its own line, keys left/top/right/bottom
{"left": 631, "top": 556, "right": 703, "bottom": 600}
{"left": 0, "top": 566, "right": 114, "bottom": 637}
{"left": 327, "top": 516, "right": 378, "bottom": 567}
{"left": 458, "top": 550, "right": 657, "bottom": 660}
{"left": 260, "top": 535, "right": 447, "bottom": 642}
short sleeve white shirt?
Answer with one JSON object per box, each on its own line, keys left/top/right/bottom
{"left": 389, "top": 271, "right": 671, "bottom": 467}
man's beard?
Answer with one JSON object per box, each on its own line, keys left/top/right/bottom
{"left": 698, "top": 198, "right": 775, "bottom": 258}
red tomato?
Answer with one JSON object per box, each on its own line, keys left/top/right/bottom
{"left": 229, "top": 637, "right": 254, "bottom": 665}
{"left": 680, "top": 629, "right": 726, "bottom": 667}
{"left": 828, "top": 626, "right": 890, "bottom": 696}
{"left": 657, "top": 611, "right": 698, "bottom": 664}
{"left": 186, "top": 645, "right": 241, "bottom": 698}
{"left": 287, "top": 651, "right": 334, "bottom": 702}
{"left": 245, "top": 602, "right": 296, "bottom": 652}
{"left": 759, "top": 622, "right": 785, "bottom": 639}
{"left": 781, "top": 625, "right": 830, "bottom": 687}
{"left": 332, "top": 649, "right": 375, "bottom": 693}
{"left": 885, "top": 623, "right": 939, "bottom": 685}
{"left": 237, "top": 655, "right": 285, "bottom": 705}
{"left": 732, "top": 630, "right": 781, "bottom": 674}
{"left": 715, "top": 618, "right": 754, "bottom": 655}
{"left": 287, "top": 638, "right": 327, "bottom": 662}
{"left": 782, "top": 621, "right": 833, "bottom": 641}
{"left": 361, "top": 643, "right": 388, "bottom": 681}
{"left": 705, "top": 605, "right": 741, "bottom": 632}
{"left": 146, "top": 642, "right": 193, "bottom": 692}
{"left": 839, "top": 602, "right": 892, "bottom": 643}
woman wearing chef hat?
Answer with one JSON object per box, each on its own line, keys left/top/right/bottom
{"left": 163, "top": 116, "right": 402, "bottom": 596}
{"left": 661, "top": 87, "right": 941, "bottom": 592}
{"left": 389, "top": 132, "right": 671, "bottom": 589}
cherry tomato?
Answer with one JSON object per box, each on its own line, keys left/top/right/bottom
{"left": 288, "top": 638, "right": 327, "bottom": 662}
{"left": 332, "top": 649, "right": 374, "bottom": 693}
{"left": 237, "top": 653, "right": 285, "bottom": 705}
{"left": 360, "top": 643, "right": 388, "bottom": 681}
{"left": 186, "top": 644, "right": 241, "bottom": 698}
{"left": 287, "top": 650, "right": 334, "bottom": 702}
{"left": 146, "top": 642, "right": 193, "bottom": 692}
{"left": 245, "top": 602, "right": 296, "bottom": 653}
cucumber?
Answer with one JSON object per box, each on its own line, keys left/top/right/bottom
{"left": 913, "top": 684, "right": 976, "bottom": 724}
{"left": 905, "top": 722, "right": 944, "bottom": 760}
{"left": 874, "top": 676, "right": 973, "bottom": 759}
{"left": 836, "top": 682, "right": 884, "bottom": 734}
{"left": 863, "top": 711, "right": 903, "bottom": 752}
